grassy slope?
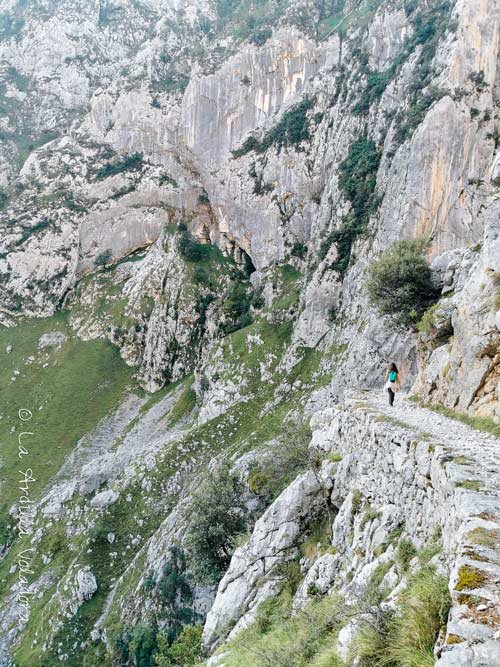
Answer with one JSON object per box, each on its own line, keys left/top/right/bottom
{"left": 0, "top": 312, "right": 134, "bottom": 533}
{"left": 1, "top": 296, "right": 450, "bottom": 667}
{"left": 219, "top": 559, "right": 449, "bottom": 667}
{"left": 221, "top": 589, "right": 345, "bottom": 667}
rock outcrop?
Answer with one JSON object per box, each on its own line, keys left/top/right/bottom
{"left": 203, "top": 470, "right": 325, "bottom": 648}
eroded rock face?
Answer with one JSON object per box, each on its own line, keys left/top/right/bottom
{"left": 178, "top": 30, "right": 330, "bottom": 270}
{"left": 415, "top": 233, "right": 500, "bottom": 421}
{"left": 203, "top": 470, "right": 324, "bottom": 649}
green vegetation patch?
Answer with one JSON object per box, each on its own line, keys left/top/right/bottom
{"left": 466, "top": 527, "right": 500, "bottom": 549}
{"left": 418, "top": 540, "right": 442, "bottom": 564}
{"left": 455, "top": 565, "right": 487, "bottom": 591}
{"left": 320, "top": 137, "right": 381, "bottom": 276}
{"left": 6, "top": 275, "right": 331, "bottom": 664}
{"left": 456, "top": 480, "right": 483, "bottom": 492}
{"left": 396, "top": 539, "right": 417, "bottom": 572}
{"left": 360, "top": 508, "right": 381, "bottom": 530}
{"left": 0, "top": 128, "right": 59, "bottom": 170}
{"left": 213, "top": 0, "right": 284, "bottom": 44}
{"left": 169, "top": 378, "right": 196, "bottom": 426}
{"left": 113, "top": 549, "right": 202, "bottom": 666}
{"left": 248, "top": 420, "right": 312, "bottom": 505}
{"left": 271, "top": 264, "right": 302, "bottom": 310}
{"left": 95, "top": 152, "right": 144, "bottom": 180}
{"left": 68, "top": 270, "right": 137, "bottom": 332}
{"left": 0, "top": 312, "right": 134, "bottom": 528}
{"left": 0, "top": 186, "right": 8, "bottom": 210}
{"left": 16, "top": 218, "right": 54, "bottom": 245}
{"left": 417, "top": 302, "right": 447, "bottom": 335}
{"left": 232, "top": 97, "right": 314, "bottom": 157}
{"left": 349, "top": 0, "right": 451, "bottom": 148}
{"left": 300, "top": 517, "right": 334, "bottom": 561}
{"left": 14, "top": 431, "right": 193, "bottom": 667}
{"left": 184, "top": 462, "right": 250, "bottom": 585}
{"left": 178, "top": 229, "right": 212, "bottom": 262}
{"left": 351, "top": 565, "right": 451, "bottom": 667}
{"left": 221, "top": 588, "right": 345, "bottom": 667}
{"left": 318, "top": 0, "right": 380, "bottom": 40}
{"left": 366, "top": 237, "right": 439, "bottom": 330}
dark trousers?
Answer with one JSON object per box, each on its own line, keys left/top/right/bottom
{"left": 388, "top": 388, "right": 395, "bottom": 406}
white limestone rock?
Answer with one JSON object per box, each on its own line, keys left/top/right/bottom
{"left": 89, "top": 489, "right": 119, "bottom": 509}
{"left": 203, "top": 470, "right": 324, "bottom": 649}
{"left": 75, "top": 569, "right": 97, "bottom": 604}
{"left": 38, "top": 332, "right": 67, "bottom": 349}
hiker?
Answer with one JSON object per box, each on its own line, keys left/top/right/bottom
{"left": 384, "top": 362, "right": 400, "bottom": 406}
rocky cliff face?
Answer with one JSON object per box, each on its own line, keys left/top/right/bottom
{"left": 0, "top": 0, "right": 499, "bottom": 665}
{"left": 1, "top": 0, "right": 498, "bottom": 412}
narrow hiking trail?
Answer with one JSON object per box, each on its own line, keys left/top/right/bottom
{"left": 362, "top": 390, "right": 500, "bottom": 493}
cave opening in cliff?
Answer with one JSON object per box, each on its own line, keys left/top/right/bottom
{"left": 241, "top": 248, "right": 256, "bottom": 277}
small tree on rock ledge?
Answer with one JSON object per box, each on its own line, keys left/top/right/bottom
{"left": 365, "top": 238, "right": 439, "bottom": 331}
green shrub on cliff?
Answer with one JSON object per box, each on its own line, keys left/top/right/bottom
{"left": 320, "top": 137, "right": 381, "bottom": 275}
{"left": 247, "top": 420, "right": 312, "bottom": 503}
{"left": 365, "top": 238, "right": 439, "bottom": 330}
{"left": 222, "top": 591, "right": 345, "bottom": 667}
{"left": 185, "top": 463, "right": 249, "bottom": 584}
{"left": 178, "top": 230, "right": 209, "bottom": 262}
{"left": 155, "top": 625, "right": 203, "bottom": 666}
{"left": 95, "top": 152, "right": 143, "bottom": 180}
{"left": 94, "top": 249, "right": 113, "bottom": 269}
{"left": 0, "top": 187, "right": 8, "bottom": 210}
{"left": 231, "top": 97, "right": 314, "bottom": 157}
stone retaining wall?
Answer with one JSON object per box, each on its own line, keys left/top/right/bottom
{"left": 310, "top": 396, "right": 500, "bottom": 666}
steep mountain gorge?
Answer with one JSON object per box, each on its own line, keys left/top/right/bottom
{"left": 0, "top": 0, "right": 499, "bottom": 665}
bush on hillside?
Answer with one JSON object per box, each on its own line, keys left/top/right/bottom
{"left": 247, "top": 420, "right": 312, "bottom": 504}
{"left": 0, "top": 188, "right": 8, "bottom": 210}
{"left": 221, "top": 281, "right": 253, "bottom": 333}
{"left": 155, "top": 625, "right": 203, "bottom": 667}
{"left": 365, "top": 238, "right": 439, "bottom": 330}
{"left": 115, "top": 550, "right": 201, "bottom": 667}
{"left": 155, "top": 546, "right": 200, "bottom": 641}
{"left": 291, "top": 241, "right": 308, "bottom": 259}
{"left": 95, "top": 152, "right": 143, "bottom": 180}
{"left": 125, "top": 622, "right": 158, "bottom": 667}
{"left": 94, "top": 249, "right": 113, "bottom": 269}
{"left": 231, "top": 97, "right": 314, "bottom": 157}
{"left": 185, "top": 463, "right": 249, "bottom": 585}
{"left": 249, "top": 27, "right": 272, "bottom": 45}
